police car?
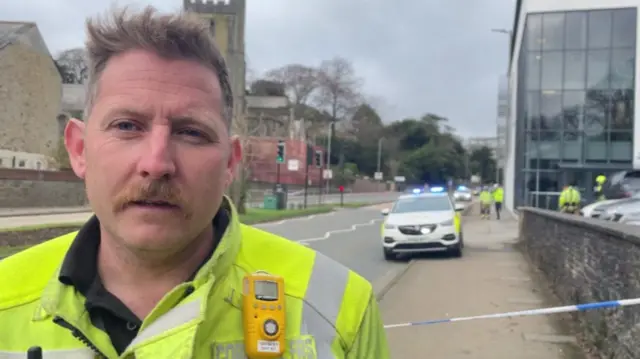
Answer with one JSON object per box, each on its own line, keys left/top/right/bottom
{"left": 381, "top": 188, "right": 465, "bottom": 260}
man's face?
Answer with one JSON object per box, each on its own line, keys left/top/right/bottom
{"left": 65, "top": 49, "right": 241, "bottom": 252}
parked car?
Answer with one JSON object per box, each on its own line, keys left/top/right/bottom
{"left": 613, "top": 201, "right": 640, "bottom": 225}
{"left": 602, "top": 170, "right": 640, "bottom": 200}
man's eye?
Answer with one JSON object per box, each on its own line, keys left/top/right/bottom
{"left": 177, "top": 128, "right": 204, "bottom": 138}
{"left": 115, "top": 121, "right": 141, "bottom": 131}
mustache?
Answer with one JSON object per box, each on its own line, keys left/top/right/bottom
{"left": 113, "top": 180, "right": 189, "bottom": 215}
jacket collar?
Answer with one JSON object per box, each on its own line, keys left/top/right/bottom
{"left": 37, "top": 195, "right": 243, "bottom": 319}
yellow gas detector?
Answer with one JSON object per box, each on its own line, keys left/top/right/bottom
{"left": 242, "top": 271, "right": 286, "bottom": 358}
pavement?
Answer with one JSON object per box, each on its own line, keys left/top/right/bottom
{"left": 379, "top": 209, "right": 585, "bottom": 359}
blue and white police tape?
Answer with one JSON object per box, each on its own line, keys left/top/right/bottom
{"left": 383, "top": 297, "right": 640, "bottom": 329}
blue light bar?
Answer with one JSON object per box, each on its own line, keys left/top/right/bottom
{"left": 457, "top": 185, "right": 467, "bottom": 190}
{"left": 430, "top": 186, "right": 444, "bottom": 193}
{"left": 412, "top": 188, "right": 422, "bottom": 194}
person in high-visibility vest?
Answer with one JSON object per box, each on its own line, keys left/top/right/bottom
{"left": 558, "top": 182, "right": 582, "bottom": 214}
{"left": 479, "top": 186, "right": 493, "bottom": 219}
{"left": 0, "top": 7, "right": 391, "bottom": 358}
{"left": 593, "top": 174, "right": 607, "bottom": 201}
{"left": 493, "top": 184, "right": 504, "bottom": 220}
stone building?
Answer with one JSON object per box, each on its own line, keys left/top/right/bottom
{"left": 0, "top": 21, "right": 62, "bottom": 162}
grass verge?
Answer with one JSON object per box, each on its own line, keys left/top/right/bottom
{"left": 0, "top": 201, "right": 384, "bottom": 258}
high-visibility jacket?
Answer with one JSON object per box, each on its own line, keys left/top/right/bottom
{"left": 479, "top": 191, "right": 492, "bottom": 204}
{"left": 558, "top": 187, "right": 581, "bottom": 211}
{"left": 593, "top": 184, "right": 605, "bottom": 201}
{"left": 493, "top": 187, "right": 504, "bottom": 203}
{"left": 0, "top": 197, "right": 390, "bottom": 358}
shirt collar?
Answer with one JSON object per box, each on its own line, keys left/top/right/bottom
{"left": 58, "top": 195, "right": 239, "bottom": 293}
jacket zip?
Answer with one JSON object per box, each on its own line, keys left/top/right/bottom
{"left": 53, "top": 316, "right": 108, "bottom": 359}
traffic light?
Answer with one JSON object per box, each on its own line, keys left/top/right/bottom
{"left": 314, "top": 150, "right": 322, "bottom": 168}
{"left": 276, "top": 140, "right": 285, "bottom": 163}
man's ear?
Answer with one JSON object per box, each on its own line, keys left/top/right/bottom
{"left": 226, "top": 135, "right": 243, "bottom": 187}
{"left": 64, "top": 118, "right": 87, "bottom": 179}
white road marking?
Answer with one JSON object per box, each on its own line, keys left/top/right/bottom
{"left": 254, "top": 211, "right": 335, "bottom": 227}
{"left": 297, "top": 218, "right": 382, "bottom": 244}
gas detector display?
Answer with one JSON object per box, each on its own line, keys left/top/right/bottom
{"left": 254, "top": 280, "right": 278, "bottom": 301}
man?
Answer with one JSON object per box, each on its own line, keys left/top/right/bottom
{"left": 479, "top": 186, "right": 492, "bottom": 220}
{"left": 0, "top": 7, "right": 390, "bottom": 358}
{"left": 493, "top": 184, "right": 504, "bottom": 220}
{"left": 593, "top": 174, "right": 607, "bottom": 202}
{"left": 558, "top": 182, "right": 582, "bottom": 214}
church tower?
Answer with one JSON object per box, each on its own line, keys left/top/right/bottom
{"left": 183, "top": 0, "right": 247, "bottom": 131}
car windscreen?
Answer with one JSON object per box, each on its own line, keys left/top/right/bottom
{"left": 392, "top": 196, "right": 452, "bottom": 213}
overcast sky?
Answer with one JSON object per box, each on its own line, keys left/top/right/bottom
{"left": 3, "top": 0, "right": 515, "bottom": 138}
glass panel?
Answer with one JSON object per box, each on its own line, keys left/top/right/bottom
{"left": 525, "top": 131, "right": 539, "bottom": 168}
{"left": 563, "top": 90, "right": 585, "bottom": 130}
{"left": 526, "top": 53, "right": 541, "bottom": 90}
{"left": 563, "top": 51, "right": 586, "bottom": 89}
{"left": 610, "top": 48, "right": 635, "bottom": 90}
{"left": 585, "top": 131, "right": 607, "bottom": 161}
{"left": 540, "top": 90, "right": 562, "bottom": 129}
{"left": 526, "top": 14, "right": 543, "bottom": 51}
{"left": 565, "top": 12, "right": 588, "bottom": 49}
{"left": 526, "top": 91, "right": 541, "bottom": 130}
{"left": 585, "top": 89, "right": 610, "bottom": 133}
{"left": 538, "top": 171, "right": 560, "bottom": 193}
{"left": 541, "top": 52, "right": 563, "bottom": 90}
{"left": 542, "top": 13, "right": 565, "bottom": 50}
{"left": 538, "top": 132, "right": 561, "bottom": 160}
{"left": 610, "top": 89, "right": 634, "bottom": 130}
{"left": 612, "top": 9, "right": 637, "bottom": 48}
{"left": 587, "top": 49, "right": 610, "bottom": 89}
{"left": 588, "top": 10, "right": 613, "bottom": 49}
{"left": 609, "top": 131, "right": 632, "bottom": 161}
{"left": 562, "top": 131, "right": 581, "bottom": 160}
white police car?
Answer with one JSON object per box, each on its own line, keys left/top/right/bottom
{"left": 381, "top": 189, "right": 465, "bottom": 260}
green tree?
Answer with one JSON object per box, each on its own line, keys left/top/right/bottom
{"left": 469, "top": 146, "right": 497, "bottom": 183}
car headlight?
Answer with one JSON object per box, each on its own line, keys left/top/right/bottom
{"left": 384, "top": 224, "right": 396, "bottom": 229}
{"left": 440, "top": 219, "right": 454, "bottom": 226}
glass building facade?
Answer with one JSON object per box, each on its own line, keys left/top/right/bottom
{"left": 514, "top": 8, "right": 637, "bottom": 208}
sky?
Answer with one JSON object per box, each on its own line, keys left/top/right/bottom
{"left": 2, "top": 0, "right": 515, "bottom": 139}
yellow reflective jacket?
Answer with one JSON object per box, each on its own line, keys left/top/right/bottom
{"left": 558, "top": 187, "right": 581, "bottom": 209}
{"left": 493, "top": 188, "right": 504, "bottom": 203}
{"left": 0, "top": 197, "right": 390, "bottom": 358}
{"left": 479, "top": 191, "right": 492, "bottom": 204}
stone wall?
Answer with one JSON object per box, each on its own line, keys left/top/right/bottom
{"left": 519, "top": 208, "right": 640, "bottom": 359}
{"left": 0, "top": 168, "right": 87, "bottom": 208}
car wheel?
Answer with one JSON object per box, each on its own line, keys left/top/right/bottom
{"left": 383, "top": 249, "right": 396, "bottom": 261}
{"left": 451, "top": 243, "right": 463, "bottom": 258}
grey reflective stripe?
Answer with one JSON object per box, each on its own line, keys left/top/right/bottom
{"left": 0, "top": 349, "right": 94, "bottom": 359}
{"left": 301, "top": 252, "right": 350, "bottom": 358}
{"left": 128, "top": 298, "right": 201, "bottom": 347}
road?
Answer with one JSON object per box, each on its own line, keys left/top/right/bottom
{"left": 253, "top": 203, "right": 404, "bottom": 289}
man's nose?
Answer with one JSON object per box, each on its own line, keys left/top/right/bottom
{"left": 137, "top": 126, "right": 176, "bottom": 179}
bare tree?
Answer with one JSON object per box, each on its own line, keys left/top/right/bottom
{"left": 315, "top": 57, "right": 362, "bottom": 122}
{"left": 55, "top": 48, "right": 88, "bottom": 84}
{"left": 266, "top": 64, "right": 318, "bottom": 106}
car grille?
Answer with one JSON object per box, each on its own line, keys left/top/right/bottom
{"left": 398, "top": 224, "right": 437, "bottom": 235}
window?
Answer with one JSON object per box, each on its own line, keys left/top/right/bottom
{"left": 565, "top": 12, "right": 587, "bottom": 50}
{"left": 542, "top": 13, "right": 565, "bottom": 50}
{"left": 526, "top": 53, "right": 541, "bottom": 90}
{"left": 584, "top": 89, "right": 609, "bottom": 132}
{"left": 526, "top": 91, "right": 541, "bottom": 129}
{"left": 391, "top": 196, "right": 452, "bottom": 213}
{"left": 541, "top": 52, "right": 563, "bottom": 90}
{"left": 586, "top": 50, "right": 611, "bottom": 89}
{"left": 610, "top": 48, "right": 635, "bottom": 89}
{"left": 588, "top": 10, "right": 612, "bottom": 49}
{"left": 610, "top": 89, "right": 633, "bottom": 130}
{"left": 18, "top": 160, "right": 25, "bottom": 168}
{"left": 526, "top": 14, "right": 543, "bottom": 51}
{"left": 563, "top": 51, "right": 586, "bottom": 89}
{"left": 562, "top": 90, "right": 585, "bottom": 130}
{"left": 540, "top": 91, "right": 562, "bottom": 129}
{"left": 612, "top": 9, "right": 636, "bottom": 47}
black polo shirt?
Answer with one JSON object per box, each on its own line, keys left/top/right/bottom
{"left": 58, "top": 209, "right": 229, "bottom": 354}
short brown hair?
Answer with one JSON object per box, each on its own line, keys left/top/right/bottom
{"left": 83, "top": 5, "right": 233, "bottom": 124}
